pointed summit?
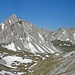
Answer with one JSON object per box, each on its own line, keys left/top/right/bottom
{"left": 8, "top": 14, "right": 18, "bottom": 20}
{"left": 9, "top": 14, "right": 18, "bottom": 19}
{"left": 1, "top": 14, "right": 19, "bottom": 29}
{"left": 8, "top": 14, "right": 19, "bottom": 24}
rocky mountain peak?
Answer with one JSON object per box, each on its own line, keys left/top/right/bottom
{"left": 0, "top": 14, "right": 19, "bottom": 31}
{"left": 0, "top": 14, "right": 61, "bottom": 54}
{"left": 7, "top": 14, "right": 19, "bottom": 24}
{"left": 8, "top": 14, "right": 17, "bottom": 19}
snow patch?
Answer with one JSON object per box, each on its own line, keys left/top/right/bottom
{"left": 17, "top": 72, "right": 25, "bottom": 75}
{"left": 51, "top": 46, "right": 58, "bottom": 52}
{"left": 58, "top": 37, "right": 60, "bottom": 40}
{"left": 28, "top": 43, "right": 38, "bottom": 53}
{"left": 61, "top": 39, "right": 63, "bottom": 41}
{"left": 18, "top": 23, "right": 21, "bottom": 27}
{"left": 8, "top": 20, "right": 11, "bottom": 24}
{"left": 46, "top": 55, "right": 49, "bottom": 57}
{"left": 62, "top": 30, "right": 66, "bottom": 34}
{"left": 2, "top": 42, "right": 16, "bottom": 51}
{"left": 20, "top": 37, "right": 23, "bottom": 41}
{"left": 66, "top": 38, "right": 69, "bottom": 41}
{"left": 73, "top": 32, "right": 75, "bottom": 40}
{"left": 30, "top": 35, "right": 36, "bottom": 41}
{"left": 38, "top": 32, "right": 44, "bottom": 40}
{"left": 41, "top": 45, "right": 48, "bottom": 51}
{"left": 34, "top": 43, "right": 45, "bottom": 53}
{"left": 26, "top": 36, "right": 30, "bottom": 42}
{"left": 39, "top": 44, "right": 50, "bottom": 53}
{"left": 24, "top": 44, "right": 29, "bottom": 49}
{"left": 17, "top": 46, "right": 21, "bottom": 50}
{"left": 0, "top": 70, "right": 14, "bottom": 75}
{"left": 52, "top": 36, "right": 54, "bottom": 38}
{"left": 2, "top": 23, "right": 5, "bottom": 29}
{"left": 2, "top": 56, "right": 33, "bottom": 66}
{"left": 44, "top": 45, "right": 55, "bottom": 53}
{"left": 39, "top": 41, "right": 42, "bottom": 44}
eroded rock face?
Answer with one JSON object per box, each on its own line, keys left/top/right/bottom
{"left": 0, "top": 14, "right": 60, "bottom": 54}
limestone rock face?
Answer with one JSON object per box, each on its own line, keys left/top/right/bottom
{"left": 0, "top": 14, "right": 60, "bottom": 54}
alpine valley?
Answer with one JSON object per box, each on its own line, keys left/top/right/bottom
{"left": 0, "top": 14, "right": 75, "bottom": 75}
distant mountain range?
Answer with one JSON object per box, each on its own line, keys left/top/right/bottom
{"left": 0, "top": 14, "right": 75, "bottom": 75}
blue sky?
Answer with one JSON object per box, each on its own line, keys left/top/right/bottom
{"left": 0, "top": 0, "right": 75, "bottom": 30}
